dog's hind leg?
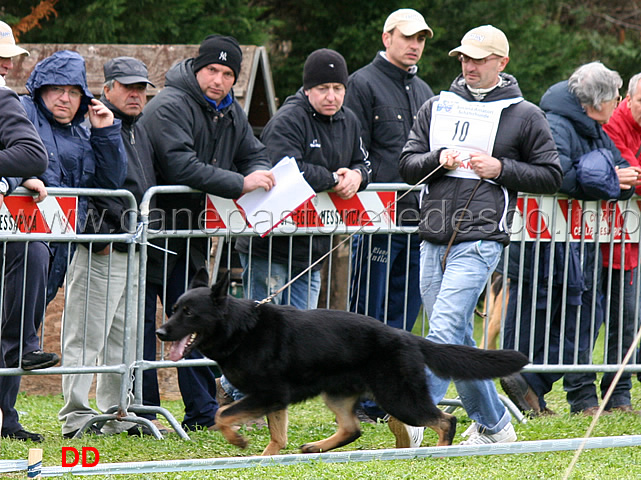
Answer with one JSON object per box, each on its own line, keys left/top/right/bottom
{"left": 262, "top": 409, "right": 288, "bottom": 456}
{"left": 426, "top": 412, "right": 457, "bottom": 446}
{"left": 301, "top": 393, "right": 361, "bottom": 453}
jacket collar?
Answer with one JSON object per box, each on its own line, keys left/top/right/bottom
{"left": 372, "top": 51, "right": 418, "bottom": 84}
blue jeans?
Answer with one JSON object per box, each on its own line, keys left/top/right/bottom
{"left": 421, "top": 240, "right": 511, "bottom": 433}
{"left": 350, "top": 234, "right": 421, "bottom": 331}
{"left": 238, "top": 252, "right": 321, "bottom": 309}
{"left": 220, "top": 253, "right": 321, "bottom": 399}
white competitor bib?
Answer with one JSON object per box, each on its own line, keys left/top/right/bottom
{"left": 430, "top": 91, "right": 523, "bottom": 180}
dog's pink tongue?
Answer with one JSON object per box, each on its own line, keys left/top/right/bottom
{"left": 169, "top": 335, "right": 190, "bottom": 361}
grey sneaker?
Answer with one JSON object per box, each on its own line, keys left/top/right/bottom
{"left": 388, "top": 416, "right": 424, "bottom": 448}
{"left": 460, "top": 422, "right": 516, "bottom": 445}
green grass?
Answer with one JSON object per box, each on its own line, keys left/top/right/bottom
{"left": 2, "top": 378, "right": 641, "bottom": 479}
{"left": 3, "top": 316, "right": 640, "bottom": 478}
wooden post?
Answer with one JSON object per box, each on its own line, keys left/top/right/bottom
{"left": 27, "top": 448, "right": 42, "bottom": 479}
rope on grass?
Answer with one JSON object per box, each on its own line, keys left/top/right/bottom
{"left": 561, "top": 321, "right": 641, "bottom": 480}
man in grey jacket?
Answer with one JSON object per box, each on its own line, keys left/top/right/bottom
{"left": 141, "top": 34, "right": 274, "bottom": 431}
{"left": 389, "top": 25, "right": 562, "bottom": 447}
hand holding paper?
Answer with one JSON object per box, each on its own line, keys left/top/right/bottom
{"left": 236, "top": 156, "right": 316, "bottom": 237}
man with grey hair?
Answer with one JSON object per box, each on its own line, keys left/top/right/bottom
{"left": 391, "top": 24, "right": 562, "bottom": 447}
{"left": 58, "top": 56, "right": 157, "bottom": 438}
{"left": 501, "top": 62, "right": 639, "bottom": 417}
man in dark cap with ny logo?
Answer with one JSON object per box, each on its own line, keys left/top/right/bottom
{"left": 140, "top": 34, "right": 274, "bottom": 432}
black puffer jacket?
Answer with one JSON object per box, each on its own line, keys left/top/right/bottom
{"left": 141, "top": 58, "right": 271, "bottom": 282}
{"left": 400, "top": 73, "right": 563, "bottom": 246}
{"left": 236, "top": 88, "right": 370, "bottom": 270}
{"left": 345, "top": 53, "right": 434, "bottom": 224}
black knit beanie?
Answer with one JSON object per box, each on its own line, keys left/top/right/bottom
{"left": 193, "top": 34, "right": 242, "bottom": 83}
{"left": 303, "top": 49, "right": 348, "bottom": 90}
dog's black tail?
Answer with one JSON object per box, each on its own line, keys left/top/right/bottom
{"left": 419, "top": 339, "right": 528, "bottom": 380}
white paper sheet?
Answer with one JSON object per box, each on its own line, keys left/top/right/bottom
{"left": 236, "top": 156, "right": 316, "bottom": 236}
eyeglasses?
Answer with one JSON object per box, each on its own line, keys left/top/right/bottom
{"left": 457, "top": 54, "right": 501, "bottom": 65}
{"left": 48, "top": 86, "right": 83, "bottom": 100}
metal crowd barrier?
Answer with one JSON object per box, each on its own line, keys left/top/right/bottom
{"left": 2, "top": 185, "right": 641, "bottom": 444}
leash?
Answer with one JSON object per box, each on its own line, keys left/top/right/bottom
{"left": 254, "top": 163, "right": 446, "bottom": 306}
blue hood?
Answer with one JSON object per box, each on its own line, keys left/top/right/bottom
{"left": 540, "top": 80, "right": 600, "bottom": 140}
{"left": 25, "top": 50, "right": 93, "bottom": 123}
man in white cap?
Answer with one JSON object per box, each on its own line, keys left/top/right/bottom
{"left": 345, "top": 8, "right": 434, "bottom": 425}
{"left": 389, "top": 25, "right": 562, "bottom": 446}
{"left": 0, "top": 19, "right": 50, "bottom": 443}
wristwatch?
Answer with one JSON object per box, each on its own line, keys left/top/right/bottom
{"left": 332, "top": 172, "right": 339, "bottom": 186}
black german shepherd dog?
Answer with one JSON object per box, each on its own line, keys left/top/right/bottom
{"left": 156, "top": 269, "right": 527, "bottom": 455}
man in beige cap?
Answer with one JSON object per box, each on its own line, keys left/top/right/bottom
{"left": 387, "top": 25, "right": 562, "bottom": 447}
{"left": 0, "top": 20, "right": 29, "bottom": 86}
{"left": 345, "top": 9, "right": 434, "bottom": 426}
{"left": 0, "top": 19, "right": 51, "bottom": 443}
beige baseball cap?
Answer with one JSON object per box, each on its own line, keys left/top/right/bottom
{"left": 383, "top": 9, "right": 433, "bottom": 38}
{"left": 0, "top": 21, "right": 29, "bottom": 58}
{"left": 449, "top": 25, "right": 509, "bottom": 59}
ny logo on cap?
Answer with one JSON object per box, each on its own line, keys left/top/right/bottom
{"left": 219, "top": 51, "right": 227, "bottom": 61}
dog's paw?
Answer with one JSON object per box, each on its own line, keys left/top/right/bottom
{"left": 300, "top": 443, "right": 322, "bottom": 454}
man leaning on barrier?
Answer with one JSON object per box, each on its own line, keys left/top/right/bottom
{"left": 390, "top": 25, "right": 562, "bottom": 447}
{"left": 140, "top": 34, "right": 274, "bottom": 432}
{"left": 58, "top": 57, "right": 158, "bottom": 439}
{"left": 0, "top": 20, "right": 49, "bottom": 443}
{"left": 15, "top": 49, "right": 127, "bottom": 441}
{"left": 222, "top": 48, "right": 371, "bottom": 409}
{"left": 501, "top": 62, "right": 640, "bottom": 417}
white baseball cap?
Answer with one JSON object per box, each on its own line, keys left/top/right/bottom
{"left": 0, "top": 21, "right": 29, "bottom": 58}
{"left": 449, "top": 25, "right": 509, "bottom": 59}
{"left": 383, "top": 9, "right": 433, "bottom": 38}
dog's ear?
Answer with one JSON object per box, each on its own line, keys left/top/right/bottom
{"left": 189, "top": 268, "right": 210, "bottom": 289}
{"left": 211, "top": 270, "right": 230, "bottom": 299}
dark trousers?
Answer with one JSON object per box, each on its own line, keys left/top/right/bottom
{"left": 0, "top": 241, "right": 50, "bottom": 434}
{"left": 141, "top": 255, "right": 218, "bottom": 429}
{"left": 350, "top": 233, "right": 421, "bottom": 419}
{"left": 503, "top": 281, "right": 603, "bottom": 412}
{"left": 350, "top": 233, "right": 421, "bottom": 331}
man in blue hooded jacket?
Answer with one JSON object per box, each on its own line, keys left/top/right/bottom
{"left": 2, "top": 50, "right": 126, "bottom": 441}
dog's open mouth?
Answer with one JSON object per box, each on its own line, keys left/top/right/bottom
{"left": 169, "top": 333, "right": 197, "bottom": 361}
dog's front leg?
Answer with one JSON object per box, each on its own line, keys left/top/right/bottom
{"left": 261, "top": 409, "right": 288, "bottom": 456}
{"left": 214, "top": 404, "right": 249, "bottom": 449}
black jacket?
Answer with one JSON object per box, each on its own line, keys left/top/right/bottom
{"left": 141, "top": 58, "right": 271, "bottom": 282}
{"left": 84, "top": 96, "right": 157, "bottom": 252}
{"left": 236, "top": 88, "right": 370, "bottom": 270}
{"left": 345, "top": 53, "right": 434, "bottom": 223}
{"left": 400, "top": 73, "right": 563, "bottom": 246}
{"left": 0, "top": 86, "right": 48, "bottom": 182}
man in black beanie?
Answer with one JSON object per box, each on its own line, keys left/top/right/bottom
{"left": 140, "top": 34, "right": 274, "bottom": 432}
{"left": 223, "top": 48, "right": 370, "bottom": 402}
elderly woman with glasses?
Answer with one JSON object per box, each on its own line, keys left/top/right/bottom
{"left": 501, "top": 62, "right": 641, "bottom": 419}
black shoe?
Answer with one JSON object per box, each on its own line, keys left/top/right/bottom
{"left": 126, "top": 424, "right": 155, "bottom": 436}
{"left": 2, "top": 429, "right": 44, "bottom": 442}
{"left": 63, "top": 424, "right": 103, "bottom": 439}
{"left": 500, "top": 372, "right": 541, "bottom": 416}
{"left": 354, "top": 406, "right": 378, "bottom": 425}
{"left": 10, "top": 350, "right": 59, "bottom": 371}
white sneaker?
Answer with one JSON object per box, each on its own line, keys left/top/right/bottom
{"left": 388, "top": 416, "right": 424, "bottom": 448}
{"left": 460, "top": 422, "right": 517, "bottom": 445}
